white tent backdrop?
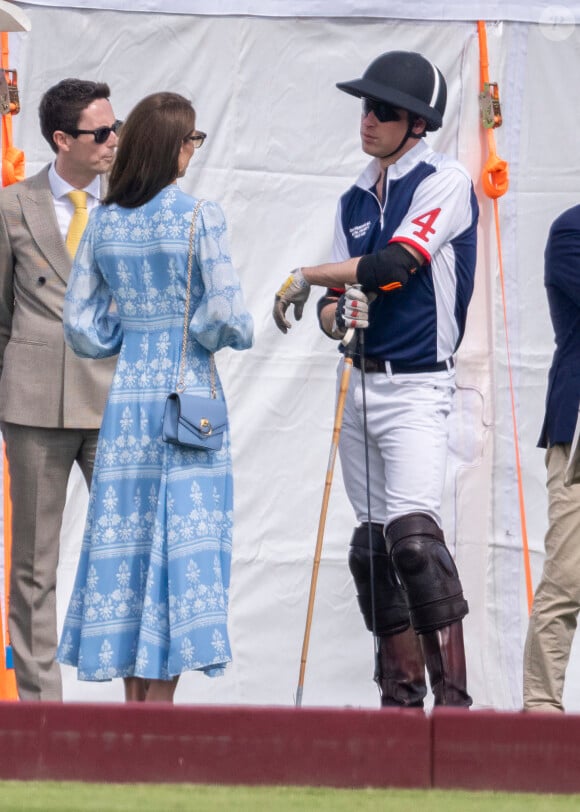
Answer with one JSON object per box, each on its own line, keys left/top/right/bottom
{"left": 2, "top": 1, "right": 580, "bottom": 710}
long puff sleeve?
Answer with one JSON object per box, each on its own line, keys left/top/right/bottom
{"left": 188, "top": 200, "right": 253, "bottom": 353}
{"left": 63, "top": 214, "right": 123, "bottom": 359}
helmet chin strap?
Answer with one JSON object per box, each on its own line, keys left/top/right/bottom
{"left": 379, "top": 119, "right": 424, "bottom": 161}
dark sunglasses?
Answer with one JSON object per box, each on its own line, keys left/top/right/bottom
{"left": 183, "top": 131, "right": 207, "bottom": 148}
{"left": 67, "top": 119, "right": 123, "bottom": 144}
{"left": 362, "top": 98, "right": 402, "bottom": 123}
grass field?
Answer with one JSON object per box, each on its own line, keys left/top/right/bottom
{"left": 1, "top": 782, "right": 580, "bottom": 811}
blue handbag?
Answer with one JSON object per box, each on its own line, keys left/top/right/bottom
{"left": 163, "top": 377, "right": 227, "bottom": 452}
{"left": 162, "top": 200, "right": 227, "bottom": 452}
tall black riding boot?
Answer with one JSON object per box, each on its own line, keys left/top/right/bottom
{"left": 377, "top": 626, "right": 428, "bottom": 708}
{"left": 420, "top": 620, "right": 472, "bottom": 707}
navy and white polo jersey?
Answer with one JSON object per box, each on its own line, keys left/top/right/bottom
{"left": 329, "top": 139, "right": 479, "bottom": 366}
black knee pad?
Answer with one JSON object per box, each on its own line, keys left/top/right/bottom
{"left": 385, "top": 512, "right": 469, "bottom": 634}
{"left": 348, "top": 523, "right": 410, "bottom": 635}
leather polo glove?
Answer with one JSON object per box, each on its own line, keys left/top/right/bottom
{"left": 333, "top": 286, "right": 374, "bottom": 337}
{"left": 273, "top": 267, "right": 311, "bottom": 334}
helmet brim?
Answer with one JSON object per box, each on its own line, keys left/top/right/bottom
{"left": 336, "top": 78, "right": 442, "bottom": 131}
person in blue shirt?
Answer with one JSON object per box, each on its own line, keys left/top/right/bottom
{"left": 523, "top": 205, "right": 580, "bottom": 712}
{"left": 273, "top": 51, "right": 478, "bottom": 709}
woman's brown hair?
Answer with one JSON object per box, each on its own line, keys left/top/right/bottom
{"left": 104, "top": 92, "right": 196, "bottom": 208}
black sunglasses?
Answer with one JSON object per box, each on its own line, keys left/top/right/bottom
{"left": 67, "top": 119, "right": 123, "bottom": 144}
{"left": 362, "top": 98, "right": 402, "bottom": 123}
{"left": 183, "top": 131, "right": 207, "bottom": 148}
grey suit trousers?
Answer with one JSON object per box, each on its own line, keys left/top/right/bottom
{"left": 2, "top": 422, "right": 99, "bottom": 701}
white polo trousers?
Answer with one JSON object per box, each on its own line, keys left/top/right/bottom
{"left": 337, "top": 358, "right": 456, "bottom": 529}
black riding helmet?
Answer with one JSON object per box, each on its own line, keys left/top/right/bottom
{"left": 336, "top": 50, "right": 447, "bottom": 131}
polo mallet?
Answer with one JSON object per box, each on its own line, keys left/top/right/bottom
{"left": 295, "top": 329, "right": 355, "bottom": 707}
{"left": 357, "top": 328, "right": 381, "bottom": 687}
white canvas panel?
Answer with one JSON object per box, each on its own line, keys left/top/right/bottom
{"left": 1, "top": 6, "right": 578, "bottom": 712}
{"left": 13, "top": 0, "right": 580, "bottom": 25}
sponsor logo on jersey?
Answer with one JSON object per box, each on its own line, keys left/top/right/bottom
{"left": 349, "top": 220, "right": 371, "bottom": 239}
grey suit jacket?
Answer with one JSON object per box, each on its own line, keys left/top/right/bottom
{"left": 0, "top": 165, "right": 116, "bottom": 428}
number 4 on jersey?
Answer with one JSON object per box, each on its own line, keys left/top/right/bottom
{"left": 411, "top": 208, "right": 441, "bottom": 243}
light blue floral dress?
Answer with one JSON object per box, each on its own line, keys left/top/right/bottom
{"left": 57, "top": 186, "right": 253, "bottom": 681}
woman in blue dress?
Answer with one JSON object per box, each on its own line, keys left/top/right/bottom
{"left": 57, "top": 92, "right": 254, "bottom": 703}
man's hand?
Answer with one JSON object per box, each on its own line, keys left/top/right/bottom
{"left": 333, "top": 286, "right": 374, "bottom": 336}
{"left": 273, "top": 268, "right": 311, "bottom": 334}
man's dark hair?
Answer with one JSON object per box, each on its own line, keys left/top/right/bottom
{"left": 38, "top": 78, "right": 111, "bottom": 153}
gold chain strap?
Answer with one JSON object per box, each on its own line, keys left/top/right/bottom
{"left": 176, "top": 200, "right": 215, "bottom": 396}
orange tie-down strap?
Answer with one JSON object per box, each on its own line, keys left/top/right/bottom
{"left": 1, "top": 33, "right": 24, "bottom": 187}
{"left": 1, "top": 449, "right": 17, "bottom": 699}
{"left": 1, "top": 30, "right": 21, "bottom": 699}
{"left": 482, "top": 136, "right": 509, "bottom": 200}
{"left": 477, "top": 20, "right": 533, "bottom": 614}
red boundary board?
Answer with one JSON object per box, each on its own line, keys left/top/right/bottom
{"left": 0, "top": 703, "right": 579, "bottom": 793}
{"left": 433, "top": 708, "right": 580, "bottom": 794}
{"left": 0, "top": 702, "right": 429, "bottom": 789}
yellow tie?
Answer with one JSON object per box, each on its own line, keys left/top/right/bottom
{"left": 65, "top": 190, "right": 88, "bottom": 257}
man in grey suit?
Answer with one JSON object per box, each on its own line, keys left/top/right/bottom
{"left": 0, "top": 79, "right": 121, "bottom": 700}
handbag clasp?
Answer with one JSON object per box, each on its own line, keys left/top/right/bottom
{"left": 199, "top": 418, "right": 212, "bottom": 435}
